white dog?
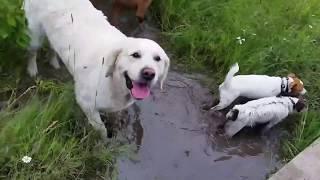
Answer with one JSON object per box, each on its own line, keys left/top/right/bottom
{"left": 211, "top": 63, "right": 306, "bottom": 110}
{"left": 24, "top": 0, "right": 170, "bottom": 140}
{"left": 224, "top": 96, "right": 306, "bottom": 137}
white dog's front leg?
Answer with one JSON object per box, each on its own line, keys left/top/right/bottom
{"left": 27, "top": 50, "right": 38, "bottom": 77}
{"left": 77, "top": 98, "right": 108, "bottom": 141}
{"left": 26, "top": 22, "right": 44, "bottom": 77}
{"left": 87, "top": 110, "right": 108, "bottom": 141}
{"left": 49, "top": 52, "right": 61, "bottom": 69}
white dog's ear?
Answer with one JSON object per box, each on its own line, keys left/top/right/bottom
{"left": 105, "top": 49, "right": 122, "bottom": 77}
{"left": 160, "top": 57, "right": 170, "bottom": 90}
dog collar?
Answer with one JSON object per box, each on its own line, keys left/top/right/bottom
{"left": 288, "top": 97, "right": 296, "bottom": 109}
{"left": 281, "top": 77, "right": 289, "bottom": 94}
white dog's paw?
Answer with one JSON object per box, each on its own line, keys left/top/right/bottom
{"left": 27, "top": 62, "right": 38, "bottom": 77}
{"left": 49, "top": 55, "right": 61, "bottom": 69}
{"left": 27, "top": 54, "right": 38, "bottom": 77}
{"left": 97, "top": 127, "right": 109, "bottom": 143}
{"left": 101, "top": 134, "right": 109, "bottom": 143}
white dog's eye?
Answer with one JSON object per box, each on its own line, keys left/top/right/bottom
{"left": 131, "top": 52, "right": 141, "bottom": 58}
{"left": 154, "top": 55, "right": 161, "bottom": 62}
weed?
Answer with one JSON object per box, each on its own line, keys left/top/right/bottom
{"left": 0, "top": 0, "right": 29, "bottom": 69}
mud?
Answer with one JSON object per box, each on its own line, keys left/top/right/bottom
{"left": 89, "top": 1, "right": 284, "bottom": 179}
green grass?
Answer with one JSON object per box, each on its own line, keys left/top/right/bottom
{"left": 0, "top": 83, "right": 128, "bottom": 179}
{"left": 152, "top": 0, "right": 320, "bottom": 160}
{"left": 283, "top": 111, "right": 320, "bottom": 160}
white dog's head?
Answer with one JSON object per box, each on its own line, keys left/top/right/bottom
{"left": 107, "top": 38, "right": 170, "bottom": 100}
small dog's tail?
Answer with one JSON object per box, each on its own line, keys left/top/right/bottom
{"left": 226, "top": 109, "right": 239, "bottom": 121}
{"left": 222, "top": 63, "right": 239, "bottom": 88}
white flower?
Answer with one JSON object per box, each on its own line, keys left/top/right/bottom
{"left": 309, "top": 25, "right": 313, "bottom": 29}
{"left": 252, "top": 33, "right": 257, "bottom": 36}
{"left": 22, "top": 156, "right": 32, "bottom": 163}
{"left": 236, "top": 36, "right": 246, "bottom": 45}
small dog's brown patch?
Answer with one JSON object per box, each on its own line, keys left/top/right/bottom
{"left": 288, "top": 73, "right": 305, "bottom": 96}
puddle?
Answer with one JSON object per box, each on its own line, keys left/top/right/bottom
{"left": 89, "top": 1, "right": 283, "bottom": 179}
{"left": 116, "top": 72, "right": 282, "bottom": 180}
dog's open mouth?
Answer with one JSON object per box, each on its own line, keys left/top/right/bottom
{"left": 124, "top": 72, "right": 151, "bottom": 100}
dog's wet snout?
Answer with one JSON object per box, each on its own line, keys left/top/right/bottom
{"left": 141, "top": 68, "right": 155, "bottom": 81}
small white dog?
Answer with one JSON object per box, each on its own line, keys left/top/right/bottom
{"left": 211, "top": 63, "right": 306, "bottom": 110}
{"left": 224, "top": 96, "right": 306, "bottom": 137}
{"left": 24, "top": 0, "right": 170, "bottom": 140}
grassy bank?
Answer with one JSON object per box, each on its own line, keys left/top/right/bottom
{"left": 0, "top": 84, "right": 127, "bottom": 179}
{"left": 153, "top": 0, "right": 320, "bottom": 160}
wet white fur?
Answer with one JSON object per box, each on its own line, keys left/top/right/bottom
{"left": 24, "top": 0, "right": 170, "bottom": 140}
{"left": 211, "top": 63, "right": 306, "bottom": 110}
{"left": 225, "top": 96, "right": 300, "bottom": 137}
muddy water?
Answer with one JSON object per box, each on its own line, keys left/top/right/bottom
{"left": 90, "top": 1, "right": 283, "bottom": 179}
{"left": 117, "top": 72, "right": 282, "bottom": 180}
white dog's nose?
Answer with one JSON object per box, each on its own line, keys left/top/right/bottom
{"left": 141, "top": 68, "right": 155, "bottom": 81}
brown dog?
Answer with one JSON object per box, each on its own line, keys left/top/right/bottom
{"left": 111, "top": 0, "right": 152, "bottom": 28}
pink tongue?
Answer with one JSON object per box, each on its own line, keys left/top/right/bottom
{"left": 131, "top": 82, "right": 150, "bottom": 99}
